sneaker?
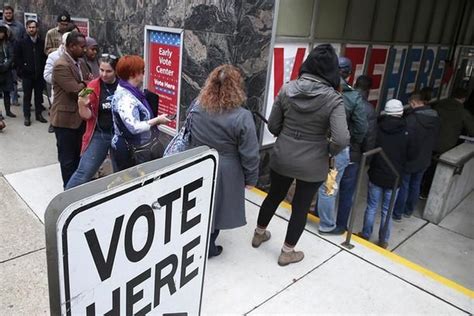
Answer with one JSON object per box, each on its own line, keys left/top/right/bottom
{"left": 319, "top": 226, "right": 345, "bottom": 235}
{"left": 378, "top": 241, "right": 388, "bottom": 249}
{"left": 392, "top": 215, "right": 402, "bottom": 222}
{"left": 252, "top": 230, "right": 271, "bottom": 248}
{"left": 48, "top": 124, "right": 54, "bottom": 133}
{"left": 402, "top": 213, "right": 412, "bottom": 218}
{"left": 355, "top": 232, "right": 369, "bottom": 240}
{"left": 278, "top": 250, "right": 304, "bottom": 266}
{"left": 419, "top": 194, "right": 428, "bottom": 200}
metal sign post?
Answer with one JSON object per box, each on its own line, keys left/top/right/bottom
{"left": 45, "top": 147, "right": 218, "bottom": 315}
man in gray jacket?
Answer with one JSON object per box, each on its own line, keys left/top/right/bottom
{"left": 317, "top": 57, "right": 368, "bottom": 235}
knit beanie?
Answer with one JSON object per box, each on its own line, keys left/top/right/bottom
{"left": 382, "top": 99, "right": 404, "bottom": 116}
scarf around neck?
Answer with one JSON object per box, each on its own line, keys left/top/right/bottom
{"left": 119, "top": 79, "right": 152, "bottom": 114}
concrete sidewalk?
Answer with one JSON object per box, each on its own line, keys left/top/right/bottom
{"left": 1, "top": 173, "right": 473, "bottom": 314}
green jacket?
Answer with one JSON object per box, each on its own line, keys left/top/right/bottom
{"left": 341, "top": 79, "right": 368, "bottom": 146}
{"left": 434, "top": 98, "right": 474, "bottom": 153}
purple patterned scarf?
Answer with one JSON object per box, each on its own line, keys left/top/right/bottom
{"left": 119, "top": 79, "right": 153, "bottom": 114}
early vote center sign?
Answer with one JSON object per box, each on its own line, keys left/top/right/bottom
{"left": 145, "top": 26, "right": 184, "bottom": 136}
{"left": 45, "top": 148, "right": 218, "bottom": 315}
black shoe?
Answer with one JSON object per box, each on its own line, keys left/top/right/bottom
{"left": 24, "top": 118, "right": 31, "bottom": 126}
{"left": 208, "top": 245, "right": 223, "bottom": 258}
{"left": 36, "top": 114, "right": 47, "bottom": 123}
{"left": 48, "top": 124, "right": 54, "bottom": 133}
{"left": 319, "top": 226, "right": 346, "bottom": 235}
{"left": 392, "top": 215, "right": 402, "bottom": 222}
{"left": 6, "top": 111, "right": 16, "bottom": 118}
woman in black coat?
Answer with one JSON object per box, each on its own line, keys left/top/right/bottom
{"left": 0, "top": 25, "right": 15, "bottom": 118}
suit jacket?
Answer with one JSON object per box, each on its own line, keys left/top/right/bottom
{"left": 50, "top": 53, "right": 89, "bottom": 129}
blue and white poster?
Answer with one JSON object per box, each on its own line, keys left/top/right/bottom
{"left": 399, "top": 46, "right": 424, "bottom": 104}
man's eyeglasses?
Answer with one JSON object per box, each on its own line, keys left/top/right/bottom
{"left": 101, "top": 53, "right": 118, "bottom": 60}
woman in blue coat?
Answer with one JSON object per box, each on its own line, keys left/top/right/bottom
{"left": 190, "top": 64, "right": 260, "bottom": 258}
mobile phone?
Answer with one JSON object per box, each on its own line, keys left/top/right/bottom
{"left": 166, "top": 114, "right": 177, "bottom": 120}
{"left": 79, "top": 87, "right": 94, "bottom": 97}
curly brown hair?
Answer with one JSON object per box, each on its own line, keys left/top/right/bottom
{"left": 198, "top": 64, "right": 247, "bottom": 112}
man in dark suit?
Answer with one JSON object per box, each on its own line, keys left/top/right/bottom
{"left": 15, "top": 20, "right": 48, "bottom": 126}
{"left": 50, "top": 32, "right": 90, "bottom": 188}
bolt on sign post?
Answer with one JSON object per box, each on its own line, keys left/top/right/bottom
{"left": 45, "top": 147, "right": 218, "bottom": 315}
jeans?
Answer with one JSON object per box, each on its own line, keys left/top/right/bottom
{"left": 65, "top": 129, "right": 115, "bottom": 190}
{"left": 317, "top": 147, "right": 350, "bottom": 232}
{"left": 54, "top": 124, "right": 85, "bottom": 189}
{"left": 361, "top": 181, "right": 399, "bottom": 243}
{"left": 22, "top": 77, "right": 45, "bottom": 118}
{"left": 257, "top": 169, "right": 322, "bottom": 246}
{"left": 337, "top": 162, "right": 360, "bottom": 229}
{"left": 393, "top": 170, "right": 425, "bottom": 219}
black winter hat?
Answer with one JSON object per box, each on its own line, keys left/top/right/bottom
{"left": 299, "top": 44, "right": 340, "bottom": 90}
{"left": 57, "top": 11, "right": 71, "bottom": 23}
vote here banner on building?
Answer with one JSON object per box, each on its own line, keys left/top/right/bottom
{"left": 145, "top": 26, "right": 184, "bottom": 136}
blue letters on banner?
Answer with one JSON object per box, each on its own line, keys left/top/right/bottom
{"left": 430, "top": 47, "right": 449, "bottom": 99}
{"left": 380, "top": 46, "right": 407, "bottom": 108}
{"left": 399, "top": 47, "right": 423, "bottom": 104}
{"left": 417, "top": 47, "right": 436, "bottom": 89}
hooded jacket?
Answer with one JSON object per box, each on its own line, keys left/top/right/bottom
{"left": 404, "top": 105, "right": 440, "bottom": 173}
{"left": 434, "top": 98, "right": 474, "bottom": 153}
{"left": 341, "top": 80, "right": 369, "bottom": 161}
{"left": 268, "top": 73, "right": 350, "bottom": 182}
{"left": 369, "top": 115, "right": 411, "bottom": 188}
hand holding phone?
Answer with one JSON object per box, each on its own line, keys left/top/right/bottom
{"left": 78, "top": 87, "right": 94, "bottom": 97}
{"left": 166, "top": 113, "right": 177, "bottom": 120}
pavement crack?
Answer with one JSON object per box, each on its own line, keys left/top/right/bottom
{"left": 0, "top": 247, "right": 46, "bottom": 264}
{"left": 244, "top": 250, "right": 343, "bottom": 315}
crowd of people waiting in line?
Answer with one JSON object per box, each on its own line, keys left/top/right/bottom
{"left": 1, "top": 6, "right": 474, "bottom": 265}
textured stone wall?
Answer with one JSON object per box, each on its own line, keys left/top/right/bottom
{"left": 8, "top": 0, "right": 276, "bottom": 188}
{"left": 10, "top": 0, "right": 274, "bottom": 117}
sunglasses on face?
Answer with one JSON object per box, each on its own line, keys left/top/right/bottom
{"left": 101, "top": 53, "right": 118, "bottom": 60}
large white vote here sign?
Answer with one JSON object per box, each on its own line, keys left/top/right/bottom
{"left": 45, "top": 147, "right": 218, "bottom": 316}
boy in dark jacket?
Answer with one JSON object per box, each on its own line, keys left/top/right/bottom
{"left": 393, "top": 91, "right": 440, "bottom": 221}
{"left": 359, "top": 99, "right": 412, "bottom": 249}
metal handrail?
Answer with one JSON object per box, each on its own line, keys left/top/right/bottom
{"left": 341, "top": 147, "right": 400, "bottom": 249}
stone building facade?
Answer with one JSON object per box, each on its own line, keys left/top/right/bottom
{"left": 8, "top": 0, "right": 276, "bottom": 188}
